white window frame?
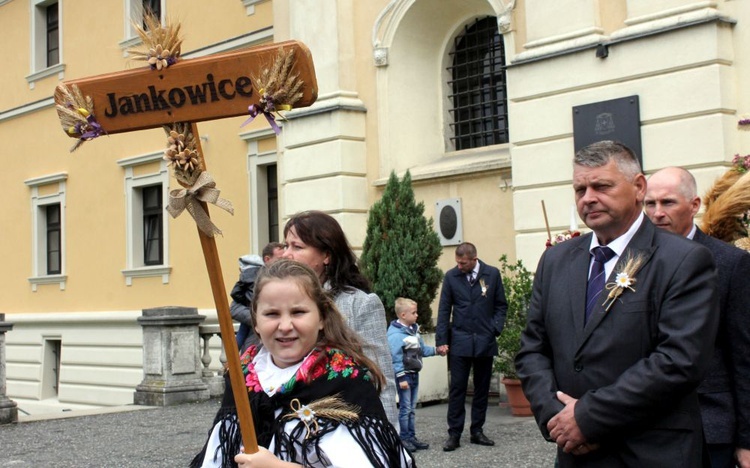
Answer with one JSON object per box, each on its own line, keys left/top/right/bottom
{"left": 26, "top": 0, "right": 65, "bottom": 89}
{"left": 241, "top": 127, "right": 278, "bottom": 253}
{"left": 119, "top": 0, "right": 165, "bottom": 54}
{"left": 117, "top": 151, "right": 171, "bottom": 286}
{"left": 25, "top": 172, "right": 68, "bottom": 292}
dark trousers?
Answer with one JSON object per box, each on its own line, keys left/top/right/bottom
{"left": 447, "top": 354, "right": 494, "bottom": 437}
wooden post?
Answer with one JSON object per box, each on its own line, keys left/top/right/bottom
{"left": 191, "top": 123, "right": 258, "bottom": 449}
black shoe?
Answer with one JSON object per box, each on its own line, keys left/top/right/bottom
{"left": 443, "top": 435, "right": 460, "bottom": 451}
{"left": 401, "top": 438, "right": 418, "bottom": 452}
{"left": 410, "top": 437, "right": 430, "bottom": 450}
{"left": 470, "top": 431, "right": 495, "bottom": 446}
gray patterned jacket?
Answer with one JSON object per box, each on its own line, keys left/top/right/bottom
{"left": 334, "top": 287, "right": 399, "bottom": 430}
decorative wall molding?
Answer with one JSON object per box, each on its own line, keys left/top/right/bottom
{"left": 241, "top": 0, "right": 270, "bottom": 16}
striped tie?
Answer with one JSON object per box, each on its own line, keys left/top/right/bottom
{"left": 585, "top": 246, "right": 615, "bottom": 324}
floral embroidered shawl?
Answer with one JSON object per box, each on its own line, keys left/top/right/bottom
{"left": 191, "top": 345, "right": 411, "bottom": 468}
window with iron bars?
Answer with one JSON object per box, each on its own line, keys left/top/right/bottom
{"left": 448, "top": 17, "right": 509, "bottom": 151}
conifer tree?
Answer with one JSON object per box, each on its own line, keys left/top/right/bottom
{"left": 361, "top": 170, "right": 443, "bottom": 330}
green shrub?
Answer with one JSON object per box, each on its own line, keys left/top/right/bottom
{"left": 360, "top": 170, "right": 443, "bottom": 330}
{"left": 494, "top": 254, "right": 533, "bottom": 379}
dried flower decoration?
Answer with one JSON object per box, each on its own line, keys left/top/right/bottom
{"left": 731, "top": 154, "right": 750, "bottom": 174}
{"left": 735, "top": 237, "right": 750, "bottom": 251}
{"left": 548, "top": 229, "right": 581, "bottom": 247}
{"left": 242, "top": 47, "right": 305, "bottom": 134}
{"left": 702, "top": 169, "right": 750, "bottom": 245}
{"left": 282, "top": 395, "right": 359, "bottom": 439}
{"left": 162, "top": 123, "right": 233, "bottom": 237}
{"left": 602, "top": 252, "right": 646, "bottom": 312}
{"left": 127, "top": 13, "right": 182, "bottom": 71}
{"left": 162, "top": 123, "right": 203, "bottom": 186}
{"left": 54, "top": 84, "right": 107, "bottom": 152}
{"left": 738, "top": 115, "right": 750, "bottom": 130}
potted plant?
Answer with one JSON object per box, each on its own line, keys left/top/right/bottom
{"left": 494, "top": 254, "right": 534, "bottom": 416}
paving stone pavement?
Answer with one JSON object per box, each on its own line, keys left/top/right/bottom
{"left": 0, "top": 398, "right": 556, "bottom": 467}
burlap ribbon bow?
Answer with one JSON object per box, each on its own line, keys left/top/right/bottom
{"left": 166, "top": 171, "right": 234, "bottom": 237}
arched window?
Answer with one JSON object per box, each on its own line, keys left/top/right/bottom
{"left": 448, "top": 17, "right": 509, "bottom": 151}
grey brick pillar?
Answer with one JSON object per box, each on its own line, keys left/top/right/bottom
{"left": 0, "top": 314, "right": 18, "bottom": 424}
{"left": 134, "top": 306, "right": 210, "bottom": 406}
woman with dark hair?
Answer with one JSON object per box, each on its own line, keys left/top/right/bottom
{"left": 281, "top": 211, "right": 399, "bottom": 428}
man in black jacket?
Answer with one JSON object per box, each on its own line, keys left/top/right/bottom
{"left": 516, "top": 141, "right": 719, "bottom": 467}
{"left": 436, "top": 242, "right": 507, "bottom": 451}
{"left": 230, "top": 242, "right": 284, "bottom": 352}
{"left": 645, "top": 167, "right": 750, "bottom": 468}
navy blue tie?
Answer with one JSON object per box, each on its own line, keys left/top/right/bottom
{"left": 585, "top": 246, "right": 616, "bottom": 324}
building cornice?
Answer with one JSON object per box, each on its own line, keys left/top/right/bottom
{"left": 510, "top": 9, "right": 735, "bottom": 67}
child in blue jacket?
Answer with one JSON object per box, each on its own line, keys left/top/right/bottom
{"left": 387, "top": 297, "right": 443, "bottom": 452}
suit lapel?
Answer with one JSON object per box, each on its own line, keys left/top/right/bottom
{"left": 576, "top": 219, "right": 658, "bottom": 353}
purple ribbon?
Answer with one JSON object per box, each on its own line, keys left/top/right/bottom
{"left": 149, "top": 56, "right": 178, "bottom": 70}
{"left": 76, "top": 114, "right": 106, "bottom": 141}
{"left": 241, "top": 104, "right": 281, "bottom": 135}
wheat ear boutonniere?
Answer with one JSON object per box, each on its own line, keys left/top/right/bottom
{"left": 282, "top": 395, "right": 360, "bottom": 439}
{"left": 602, "top": 252, "right": 647, "bottom": 312}
{"left": 479, "top": 278, "right": 488, "bottom": 297}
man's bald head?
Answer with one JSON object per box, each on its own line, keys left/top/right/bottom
{"left": 644, "top": 167, "right": 701, "bottom": 237}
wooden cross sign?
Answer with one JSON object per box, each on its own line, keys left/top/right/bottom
{"left": 53, "top": 22, "right": 318, "bottom": 456}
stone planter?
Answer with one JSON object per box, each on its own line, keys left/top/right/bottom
{"left": 414, "top": 332, "right": 448, "bottom": 403}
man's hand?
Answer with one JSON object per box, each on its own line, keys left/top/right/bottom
{"left": 399, "top": 381, "right": 409, "bottom": 390}
{"left": 437, "top": 345, "right": 449, "bottom": 355}
{"left": 737, "top": 447, "right": 750, "bottom": 468}
{"left": 548, "top": 391, "right": 598, "bottom": 455}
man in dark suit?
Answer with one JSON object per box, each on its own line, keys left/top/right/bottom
{"left": 645, "top": 166, "right": 750, "bottom": 468}
{"left": 516, "top": 141, "right": 719, "bottom": 467}
{"left": 436, "top": 242, "right": 507, "bottom": 451}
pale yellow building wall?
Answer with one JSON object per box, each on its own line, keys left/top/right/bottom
{"left": 2, "top": 0, "right": 278, "bottom": 410}
{"left": 0, "top": 1, "right": 275, "bottom": 314}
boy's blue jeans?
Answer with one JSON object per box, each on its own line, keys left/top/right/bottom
{"left": 397, "top": 373, "right": 419, "bottom": 440}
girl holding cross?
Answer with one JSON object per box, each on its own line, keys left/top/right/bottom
{"left": 194, "top": 260, "right": 412, "bottom": 467}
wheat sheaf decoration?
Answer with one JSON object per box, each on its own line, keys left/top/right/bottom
{"left": 162, "top": 122, "right": 233, "bottom": 238}
{"left": 242, "top": 47, "right": 305, "bottom": 134}
{"left": 701, "top": 167, "right": 750, "bottom": 251}
{"left": 127, "top": 13, "right": 183, "bottom": 71}
{"left": 54, "top": 84, "right": 106, "bottom": 152}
